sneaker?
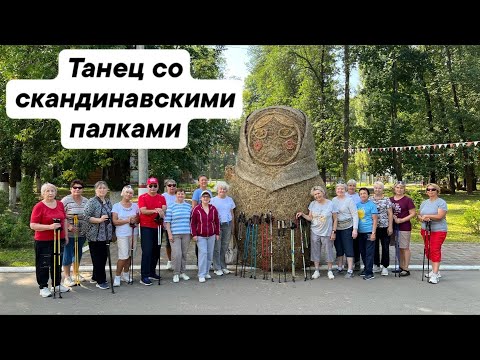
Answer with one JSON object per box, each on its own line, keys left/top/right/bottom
{"left": 51, "top": 284, "right": 71, "bottom": 293}
{"left": 205, "top": 274, "right": 212, "bottom": 279}
{"left": 381, "top": 267, "right": 389, "bottom": 276}
{"left": 40, "top": 287, "right": 52, "bottom": 298}
{"left": 354, "top": 262, "right": 361, "bottom": 271}
{"left": 89, "top": 278, "right": 97, "bottom": 284}
{"left": 335, "top": 267, "right": 344, "bottom": 274}
{"left": 180, "top": 273, "right": 190, "bottom": 281}
{"left": 73, "top": 274, "right": 86, "bottom": 282}
{"left": 327, "top": 270, "right": 335, "bottom": 280}
{"left": 372, "top": 265, "right": 381, "bottom": 273}
{"left": 428, "top": 273, "right": 439, "bottom": 284}
{"left": 363, "top": 274, "right": 375, "bottom": 280}
{"left": 214, "top": 269, "right": 224, "bottom": 276}
{"left": 311, "top": 270, "right": 320, "bottom": 279}
{"left": 425, "top": 271, "right": 442, "bottom": 278}
{"left": 96, "top": 282, "right": 110, "bottom": 290}
{"left": 173, "top": 274, "right": 179, "bottom": 283}
{"left": 64, "top": 276, "right": 75, "bottom": 287}
{"left": 140, "top": 277, "right": 152, "bottom": 286}
{"left": 113, "top": 276, "right": 121, "bottom": 287}
{"left": 166, "top": 261, "right": 173, "bottom": 270}
{"left": 199, "top": 277, "right": 206, "bottom": 283}
{"left": 360, "top": 270, "right": 366, "bottom": 277}
{"left": 149, "top": 274, "right": 160, "bottom": 280}
{"left": 121, "top": 272, "right": 132, "bottom": 283}
{"left": 344, "top": 271, "right": 354, "bottom": 279}
{"left": 222, "top": 268, "right": 231, "bottom": 275}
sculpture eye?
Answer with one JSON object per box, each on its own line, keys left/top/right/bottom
{"left": 278, "top": 128, "right": 295, "bottom": 138}
{"left": 253, "top": 128, "right": 267, "bottom": 139}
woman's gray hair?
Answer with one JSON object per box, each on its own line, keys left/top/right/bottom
{"left": 373, "top": 181, "right": 384, "bottom": 190}
{"left": 310, "top": 186, "right": 325, "bottom": 196}
{"left": 336, "top": 183, "right": 347, "bottom": 191}
{"left": 41, "top": 182, "right": 57, "bottom": 196}
{"left": 121, "top": 185, "right": 134, "bottom": 196}
{"left": 347, "top": 179, "right": 357, "bottom": 186}
{"left": 215, "top": 181, "right": 229, "bottom": 192}
{"left": 94, "top": 180, "right": 109, "bottom": 190}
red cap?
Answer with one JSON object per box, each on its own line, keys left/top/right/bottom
{"left": 147, "top": 177, "right": 159, "bottom": 185}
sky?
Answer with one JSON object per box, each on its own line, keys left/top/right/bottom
{"left": 223, "top": 45, "right": 360, "bottom": 95}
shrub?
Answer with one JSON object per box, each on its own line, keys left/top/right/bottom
{"left": 0, "top": 190, "right": 8, "bottom": 214}
{"left": 19, "top": 175, "right": 37, "bottom": 227}
{"left": 0, "top": 210, "right": 33, "bottom": 248}
{"left": 463, "top": 201, "right": 480, "bottom": 234}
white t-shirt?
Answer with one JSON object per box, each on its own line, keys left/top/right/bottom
{"left": 210, "top": 196, "right": 236, "bottom": 223}
{"left": 162, "top": 192, "right": 177, "bottom": 208}
{"left": 112, "top": 202, "right": 140, "bottom": 237}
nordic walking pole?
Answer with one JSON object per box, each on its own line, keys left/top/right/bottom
{"left": 290, "top": 220, "right": 296, "bottom": 282}
{"left": 422, "top": 221, "right": 426, "bottom": 281}
{"left": 298, "top": 216, "right": 307, "bottom": 281}
{"left": 106, "top": 238, "right": 115, "bottom": 294}
{"left": 129, "top": 223, "right": 135, "bottom": 284}
{"left": 235, "top": 212, "right": 245, "bottom": 276}
{"left": 158, "top": 221, "right": 162, "bottom": 286}
{"left": 282, "top": 220, "right": 288, "bottom": 282}
{"left": 269, "top": 211, "right": 274, "bottom": 282}
{"left": 277, "top": 220, "right": 281, "bottom": 283}
{"left": 394, "top": 223, "right": 400, "bottom": 278}
{"left": 427, "top": 220, "right": 431, "bottom": 280}
{"left": 73, "top": 215, "right": 80, "bottom": 286}
{"left": 52, "top": 218, "right": 62, "bottom": 299}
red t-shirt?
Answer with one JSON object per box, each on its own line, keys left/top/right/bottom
{"left": 138, "top": 193, "right": 167, "bottom": 228}
{"left": 30, "top": 200, "right": 66, "bottom": 241}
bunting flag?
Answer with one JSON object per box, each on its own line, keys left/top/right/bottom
{"left": 344, "top": 140, "right": 480, "bottom": 153}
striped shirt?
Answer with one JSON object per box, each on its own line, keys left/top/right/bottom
{"left": 164, "top": 202, "right": 192, "bottom": 235}
{"left": 61, "top": 194, "right": 88, "bottom": 236}
{"left": 190, "top": 204, "right": 219, "bottom": 237}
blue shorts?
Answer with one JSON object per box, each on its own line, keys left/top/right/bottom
{"left": 62, "top": 236, "right": 86, "bottom": 266}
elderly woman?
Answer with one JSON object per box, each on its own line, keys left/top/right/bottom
{"left": 83, "top": 180, "right": 114, "bottom": 290}
{"left": 61, "top": 179, "right": 89, "bottom": 287}
{"left": 165, "top": 188, "right": 192, "bottom": 283}
{"left": 190, "top": 190, "right": 220, "bottom": 283}
{"left": 112, "top": 185, "right": 139, "bottom": 286}
{"left": 346, "top": 179, "right": 361, "bottom": 271}
{"left": 356, "top": 188, "right": 378, "bottom": 280}
{"left": 30, "top": 183, "right": 71, "bottom": 297}
{"left": 369, "top": 181, "right": 393, "bottom": 276}
{"left": 332, "top": 183, "right": 359, "bottom": 278}
{"left": 418, "top": 183, "right": 448, "bottom": 284}
{"left": 389, "top": 181, "right": 416, "bottom": 277}
{"left": 161, "top": 179, "right": 178, "bottom": 270}
{"left": 210, "top": 181, "right": 236, "bottom": 276}
{"left": 296, "top": 186, "right": 338, "bottom": 280}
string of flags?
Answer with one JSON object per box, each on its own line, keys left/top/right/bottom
{"left": 344, "top": 140, "right": 480, "bottom": 154}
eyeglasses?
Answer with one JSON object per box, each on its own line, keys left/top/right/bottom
{"left": 72, "top": 186, "right": 83, "bottom": 190}
{"left": 167, "top": 184, "right": 176, "bottom": 187}
{"left": 148, "top": 184, "right": 158, "bottom": 188}
{"left": 426, "top": 188, "right": 437, "bottom": 192}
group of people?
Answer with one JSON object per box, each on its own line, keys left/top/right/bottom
{"left": 29, "top": 175, "right": 237, "bottom": 297}
{"left": 296, "top": 179, "right": 448, "bottom": 284}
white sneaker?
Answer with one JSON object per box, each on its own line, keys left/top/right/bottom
{"left": 166, "top": 261, "right": 173, "bottom": 270}
{"left": 180, "top": 273, "right": 190, "bottom": 281}
{"left": 428, "top": 273, "right": 439, "bottom": 284}
{"left": 199, "top": 277, "right": 206, "bottom": 283}
{"left": 425, "top": 271, "right": 442, "bottom": 278}
{"left": 381, "top": 267, "right": 389, "bottom": 276}
{"left": 40, "top": 287, "right": 52, "bottom": 298}
{"left": 214, "top": 269, "right": 224, "bottom": 276}
{"left": 113, "top": 276, "right": 121, "bottom": 287}
{"left": 372, "top": 265, "right": 381, "bottom": 273}
{"left": 311, "top": 270, "right": 320, "bottom": 279}
{"left": 121, "top": 272, "right": 132, "bottom": 283}
{"left": 327, "top": 270, "right": 335, "bottom": 280}
{"left": 51, "top": 284, "right": 71, "bottom": 293}
{"left": 205, "top": 274, "right": 212, "bottom": 279}
{"left": 73, "top": 274, "right": 86, "bottom": 282}
{"left": 63, "top": 276, "right": 75, "bottom": 287}
{"left": 222, "top": 268, "right": 231, "bottom": 275}
{"left": 173, "top": 274, "right": 179, "bottom": 283}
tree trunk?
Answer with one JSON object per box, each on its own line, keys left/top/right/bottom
{"left": 390, "top": 57, "right": 402, "bottom": 180}
{"left": 420, "top": 73, "right": 436, "bottom": 183}
{"left": 343, "top": 45, "right": 350, "bottom": 180}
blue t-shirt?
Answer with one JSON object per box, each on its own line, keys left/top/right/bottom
{"left": 192, "top": 188, "right": 212, "bottom": 204}
{"left": 356, "top": 200, "right": 378, "bottom": 233}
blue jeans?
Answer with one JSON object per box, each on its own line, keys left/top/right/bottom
{"left": 197, "top": 235, "right": 215, "bottom": 278}
{"left": 140, "top": 226, "right": 161, "bottom": 278}
{"left": 359, "top": 232, "right": 375, "bottom": 276}
{"left": 62, "top": 236, "right": 86, "bottom": 266}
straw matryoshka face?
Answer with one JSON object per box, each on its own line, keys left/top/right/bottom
{"left": 247, "top": 113, "right": 302, "bottom": 166}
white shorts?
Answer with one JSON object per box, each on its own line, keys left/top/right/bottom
{"left": 116, "top": 235, "right": 138, "bottom": 260}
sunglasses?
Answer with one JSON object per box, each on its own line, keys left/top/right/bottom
{"left": 426, "top": 188, "right": 437, "bottom": 192}
{"left": 72, "top": 186, "right": 83, "bottom": 190}
{"left": 148, "top": 184, "right": 158, "bottom": 188}
{"left": 167, "top": 184, "right": 176, "bottom": 187}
